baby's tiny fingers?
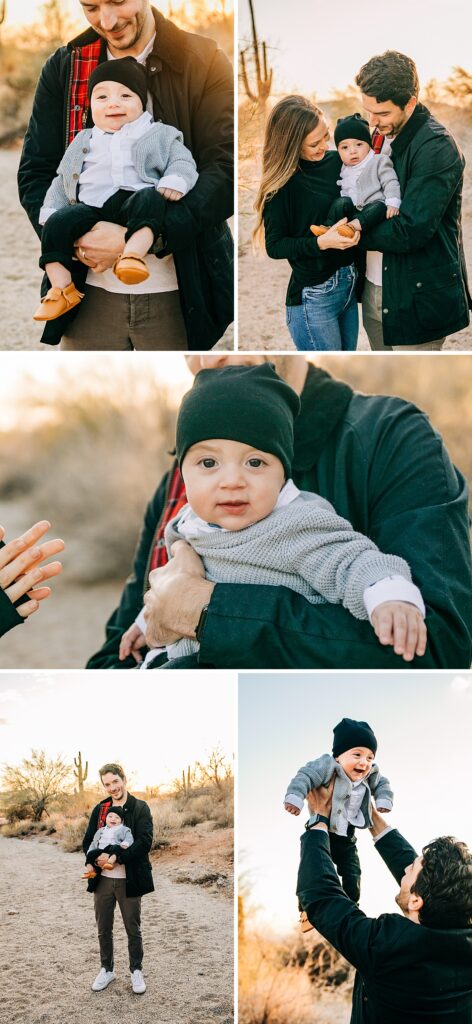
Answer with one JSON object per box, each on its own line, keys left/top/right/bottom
{"left": 415, "top": 618, "right": 427, "bottom": 657}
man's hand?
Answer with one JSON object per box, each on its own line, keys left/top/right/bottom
{"left": 369, "top": 805, "right": 390, "bottom": 838}
{"left": 74, "top": 222, "right": 127, "bottom": 273}
{"left": 95, "top": 853, "right": 110, "bottom": 869}
{"left": 143, "top": 540, "right": 214, "bottom": 648}
{"left": 0, "top": 522, "right": 64, "bottom": 619}
{"left": 371, "top": 601, "right": 427, "bottom": 661}
{"left": 306, "top": 774, "right": 335, "bottom": 818}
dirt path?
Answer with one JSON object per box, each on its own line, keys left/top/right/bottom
{"left": 239, "top": 101, "right": 472, "bottom": 351}
{"left": 0, "top": 147, "right": 233, "bottom": 351}
{"left": 0, "top": 834, "right": 233, "bottom": 1024}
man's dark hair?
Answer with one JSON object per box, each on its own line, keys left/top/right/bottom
{"left": 99, "top": 762, "right": 126, "bottom": 781}
{"left": 356, "top": 51, "right": 419, "bottom": 108}
{"left": 411, "top": 836, "right": 472, "bottom": 929}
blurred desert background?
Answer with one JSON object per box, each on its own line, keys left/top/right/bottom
{"left": 238, "top": 672, "right": 472, "bottom": 1024}
{"left": 238, "top": 0, "right": 472, "bottom": 349}
{"left": 0, "top": 0, "right": 233, "bottom": 350}
{"left": 0, "top": 672, "right": 234, "bottom": 1023}
{"left": 0, "top": 351, "right": 470, "bottom": 668}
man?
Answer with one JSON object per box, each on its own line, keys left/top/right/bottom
{"left": 82, "top": 762, "right": 154, "bottom": 994}
{"left": 353, "top": 50, "right": 471, "bottom": 350}
{"left": 86, "top": 354, "right": 472, "bottom": 671}
{"left": 18, "top": 0, "right": 233, "bottom": 349}
{"left": 297, "top": 781, "right": 472, "bottom": 1022}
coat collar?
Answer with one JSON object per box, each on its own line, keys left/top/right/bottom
{"left": 293, "top": 365, "right": 353, "bottom": 471}
{"left": 390, "top": 102, "right": 431, "bottom": 158}
{"left": 68, "top": 7, "right": 186, "bottom": 73}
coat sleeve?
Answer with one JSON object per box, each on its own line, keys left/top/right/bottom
{"left": 83, "top": 805, "right": 101, "bottom": 855}
{"left": 374, "top": 828, "right": 418, "bottom": 884}
{"left": 18, "top": 49, "right": 67, "bottom": 238}
{"left": 85, "top": 471, "right": 171, "bottom": 669}
{"left": 284, "top": 755, "right": 334, "bottom": 809}
{"left": 156, "top": 48, "right": 233, "bottom": 252}
{"left": 368, "top": 766, "right": 394, "bottom": 811}
{"left": 297, "top": 829, "right": 383, "bottom": 974}
{"left": 113, "top": 802, "right": 153, "bottom": 865}
{"left": 263, "top": 189, "right": 322, "bottom": 261}
{"left": 157, "top": 131, "right": 199, "bottom": 194}
{"left": 361, "top": 134, "right": 464, "bottom": 253}
{"left": 0, "top": 586, "right": 24, "bottom": 639}
{"left": 198, "top": 397, "right": 472, "bottom": 670}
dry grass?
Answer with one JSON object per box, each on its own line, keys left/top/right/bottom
{"left": 152, "top": 780, "right": 234, "bottom": 849}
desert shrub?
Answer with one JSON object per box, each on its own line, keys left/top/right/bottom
{"left": 1, "top": 818, "right": 49, "bottom": 838}
{"left": 60, "top": 816, "right": 89, "bottom": 853}
{"left": 6, "top": 802, "right": 33, "bottom": 823}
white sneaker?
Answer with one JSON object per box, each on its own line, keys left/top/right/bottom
{"left": 131, "top": 969, "right": 146, "bottom": 994}
{"left": 91, "top": 968, "right": 116, "bottom": 991}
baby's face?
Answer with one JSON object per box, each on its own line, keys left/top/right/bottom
{"left": 336, "top": 746, "right": 375, "bottom": 782}
{"left": 91, "top": 80, "right": 143, "bottom": 132}
{"left": 181, "top": 438, "right": 285, "bottom": 531}
{"left": 337, "top": 138, "right": 371, "bottom": 166}
{"left": 105, "top": 812, "right": 122, "bottom": 827}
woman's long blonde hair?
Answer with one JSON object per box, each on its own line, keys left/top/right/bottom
{"left": 253, "top": 95, "right": 324, "bottom": 248}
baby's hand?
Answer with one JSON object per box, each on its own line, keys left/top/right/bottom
{"left": 119, "top": 624, "right": 147, "bottom": 664}
{"left": 376, "top": 806, "right": 391, "bottom": 813}
{"left": 386, "top": 206, "right": 400, "bottom": 219}
{"left": 371, "top": 601, "right": 427, "bottom": 662}
{"left": 158, "top": 187, "right": 183, "bottom": 201}
{"left": 284, "top": 802, "right": 301, "bottom": 816}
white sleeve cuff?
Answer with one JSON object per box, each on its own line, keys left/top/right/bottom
{"left": 385, "top": 197, "right": 401, "bottom": 209}
{"left": 157, "top": 174, "right": 188, "bottom": 195}
{"left": 39, "top": 206, "right": 57, "bottom": 225}
{"left": 284, "top": 793, "right": 304, "bottom": 810}
{"left": 363, "top": 575, "right": 425, "bottom": 622}
{"left": 373, "top": 825, "right": 394, "bottom": 844}
{"left": 135, "top": 608, "right": 147, "bottom": 632}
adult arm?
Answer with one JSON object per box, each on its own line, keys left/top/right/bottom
{"left": 374, "top": 828, "right": 419, "bottom": 885}
{"left": 0, "top": 586, "right": 23, "bottom": 638}
{"left": 18, "top": 50, "right": 66, "bottom": 237}
{"left": 155, "top": 47, "right": 233, "bottom": 253}
{"left": 264, "top": 194, "right": 357, "bottom": 260}
{"left": 0, "top": 525, "right": 64, "bottom": 635}
{"left": 110, "top": 802, "right": 153, "bottom": 866}
{"left": 82, "top": 805, "right": 101, "bottom": 856}
{"left": 85, "top": 473, "right": 171, "bottom": 669}
{"left": 360, "top": 135, "right": 464, "bottom": 253}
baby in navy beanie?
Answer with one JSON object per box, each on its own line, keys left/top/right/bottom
{"left": 285, "top": 717, "right": 393, "bottom": 928}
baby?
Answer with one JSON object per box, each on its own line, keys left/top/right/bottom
{"left": 34, "top": 56, "right": 198, "bottom": 322}
{"left": 119, "top": 363, "right": 427, "bottom": 668}
{"left": 310, "top": 112, "right": 401, "bottom": 239}
{"left": 82, "top": 806, "right": 133, "bottom": 880}
{"left": 284, "top": 717, "right": 392, "bottom": 928}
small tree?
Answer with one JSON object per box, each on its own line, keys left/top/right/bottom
{"left": 2, "top": 749, "right": 72, "bottom": 821}
{"left": 196, "top": 746, "right": 233, "bottom": 791}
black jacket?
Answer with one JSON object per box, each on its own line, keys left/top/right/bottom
{"left": 297, "top": 828, "right": 472, "bottom": 1023}
{"left": 361, "top": 104, "right": 471, "bottom": 345}
{"left": 0, "top": 539, "right": 26, "bottom": 638}
{"left": 86, "top": 366, "right": 472, "bottom": 670}
{"left": 82, "top": 794, "right": 154, "bottom": 898}
{"left": 18, "top": 7, "right": 234, "bottom": 349}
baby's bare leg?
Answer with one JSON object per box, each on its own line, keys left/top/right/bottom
{"left": 122, "top": 227, "right": 154, "bottom": 258}
{"left": 44, "top": 262, "right": 72, "bottom": 289}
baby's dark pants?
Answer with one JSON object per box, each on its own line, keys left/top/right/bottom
{"left": 326, "top": 195, "right": 387, "bottom": 233}
{"left": 39, "top": 187, "right": 166, "bottom": 277}
{"left": 329, "top": 829, "right": 361, "bottom": 903}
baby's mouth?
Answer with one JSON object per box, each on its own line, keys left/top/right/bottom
{"left": 217, "top": 501, "right": 249, "bottom": 514}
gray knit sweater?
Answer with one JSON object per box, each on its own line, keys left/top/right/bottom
{"left": 164, "top": 491, "right": 413, "bottom": 659}
{"left": 42, "top": 120, "right": 198, "bottom": 212}
{"left": 339, "top": 151, "right": 401, "bottom": 208}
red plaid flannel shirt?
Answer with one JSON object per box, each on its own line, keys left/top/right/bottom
{"left": 371, "top": 128, "right": 385, "bottom": 154}
{"left": 149, "top": 464, "right": 188, "bottom": 573}
{"left": 67, "top": 41, "right": 102, "bottom": 145}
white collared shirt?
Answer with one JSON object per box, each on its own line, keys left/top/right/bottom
{"left": 79, "top": 110, "right": 155, "bottom": 207}
{"left": 366, "top": 137, "right": 393, "bottom": 286}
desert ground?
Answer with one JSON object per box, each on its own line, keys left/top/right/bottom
{"left": 239, "top": 99, "right": 472, "bottom": 350}
{"left": 0, "top": 828, "right": 233, "bottom": 1024}
{"left": 0, "top": 146, "right": 233, "bottom": 351}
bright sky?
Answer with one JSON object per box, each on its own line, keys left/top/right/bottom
{"left": 239, "top": 671, "right": 472, "bottom": 935}
{"left": 239, "top": 0, "right": 472, "bottom": 98}
{"left": 0, "top": 353, "right": 193, "bottom": 430}
{"left": 0, "top": 671, "right": 236, "bottom": 791}
{"left": 6, "top": 0, "right": 231, "bottom": 29}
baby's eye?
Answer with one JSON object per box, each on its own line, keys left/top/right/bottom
{"left": 200, "top": 458, "right": 217, "bottom": 468}
{"left": 247, "top": 458, "right": 265, "bottom": 468}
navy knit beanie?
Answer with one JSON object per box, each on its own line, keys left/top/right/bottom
{"left": 334, "top": 113, "right": 372, "bottom": 148}
{"left": 332, "top": 718, "right": 377, "bottom": 757}
{"left": 88, "top": 56, "right": 148, "bottom": 111}
{"left": 176, "top": 363, "right": 300, "bottom": 479}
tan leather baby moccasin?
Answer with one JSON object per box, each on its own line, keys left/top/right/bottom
{"left": 33, "top": 282, "right": 85, "bottom": 321}
{"left": 113, "top": 253, "right": 150, "bottom": 285}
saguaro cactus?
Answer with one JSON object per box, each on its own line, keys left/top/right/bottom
{"left": 73, "top": 751, "right": 88, "bottom": 793}
{"left": 240, "top": 0, "right": 273, "bottom": 103}
{"left": 181, "top": 765, "right": 192, "bottom": 797}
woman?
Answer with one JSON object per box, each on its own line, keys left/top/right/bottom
{"left": 254, "top": 96, "right": 360, "bottom": 351}
{"left": 0, "top": 521, "right": 64, "bottom": 638}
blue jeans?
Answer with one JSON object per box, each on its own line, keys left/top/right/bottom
{"left": 286, "top": 264, "right": 358, "bottom": 351}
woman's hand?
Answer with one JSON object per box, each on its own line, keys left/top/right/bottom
{"left": 74, "top": 222, "right": 127, "bottom": 272}
{"left": 0, "top": 521, "right": 64, "bottom": 619}
{"left": 316, "top": 219, "right": 360, "bottom": 250}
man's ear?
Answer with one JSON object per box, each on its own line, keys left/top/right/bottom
{"left": 408, "top": 890, "right": 423, "bottom": 915}
{"left": 405, "top": 96, "right": 417, "bottom": 118}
